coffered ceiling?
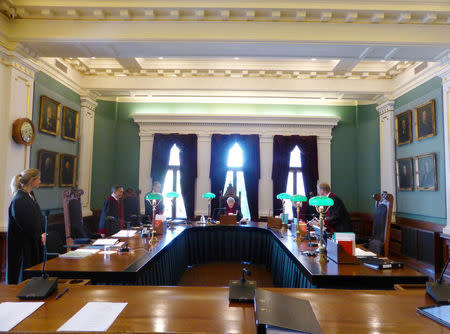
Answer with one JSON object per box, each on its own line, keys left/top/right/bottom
{"left": 0, "top": 1, "right": 449, "bottom": 104}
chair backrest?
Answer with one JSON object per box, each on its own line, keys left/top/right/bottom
{"left": 122, "top": 188, "right": 141, "bottom": 223}
{"left": 63, "top": 189, "right": 87, "bottom": 243}
{"left": 219, "top": 183, "right": 241, "bottom": 208}
{"left": 368, "top": 192, "right": 394, "bottom": 256}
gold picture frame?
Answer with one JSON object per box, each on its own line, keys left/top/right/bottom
{"left": 396, "top": 158, "right": 413, "bottom": 191}
{"left": 39, "top": 95, "right": 61, "bottom": 136}
{"left": 415, "top": 99, "right": 436, "bottom": 141}
{"left": 59, "top": 153, "right": 77, "bottom": 187}
{"left": 415, "top": 153, "right": 437, "bottom": 191}
{"left": 38, "top": 150, "right": 59, "bottom": 187}
{"left": 395, "top": 110, "right": 412, "bottom": 146}
{"left": 62, "top": 106, "right": 79, "bottom": 142}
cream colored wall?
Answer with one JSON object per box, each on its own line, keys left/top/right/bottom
{"left": 0, "top": 48, "right": 37, "bottom": 232}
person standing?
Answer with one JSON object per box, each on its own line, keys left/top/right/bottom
{"left": 316, "top": 182, "right": 352, "bottom": 233}
{"left": 7, "top": 169, "right": 46, "bottom": 284}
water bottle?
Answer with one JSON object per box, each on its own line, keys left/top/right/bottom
{"left": 200, "top": 215, "right": 206, "bottom": 224}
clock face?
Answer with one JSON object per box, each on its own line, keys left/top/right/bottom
{"left": 20, "top": 122, "right": 34, "bottom": 142}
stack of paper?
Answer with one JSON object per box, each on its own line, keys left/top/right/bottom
{"left": 60, "top": 251, "right": 92, "bottom": 259}
{"left": 333, "top": 232, "right": 356, "bottom": 256}
{"left": 355, "top": 248, "right": 377, "bottom": 258}
{"left": 57, "top": 302, "right": 127, "bottom": 332}
{"left": 92, "top": 238, "right": 119, "bottom": 246}
{"left": 0, "top": 302, "right": 44, "bottom": 331}
{"left": 112, "top": 230, "right": 137, "bottom": 238}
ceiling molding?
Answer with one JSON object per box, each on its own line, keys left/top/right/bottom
{"left": 1, "top": 2, "right": 449, "bottom": 25}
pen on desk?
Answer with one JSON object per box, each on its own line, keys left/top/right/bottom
{"left": 55, "top": 287, "right": 69, "bottom": 300}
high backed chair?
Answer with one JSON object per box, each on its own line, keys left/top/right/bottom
{"left": 63, "top": 189, "right": 99, "bottom": 247}
{"left": 122, "top": 188, "right": 142, "bottom": 226}
{"left": 218, "top": 183, "right": 242, "bottom": 219}
{"left": 368, "top": 192, "right": 394, "bottom": 257}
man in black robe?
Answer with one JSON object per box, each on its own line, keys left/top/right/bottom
{"left": 316, "top": 182, "right": 352, "bottom": 233}
{"left": 7, "top": 190, "right": 44, "bottom": 284}
{"left": 98, "top": 185, "right": 124, "bottom": 237}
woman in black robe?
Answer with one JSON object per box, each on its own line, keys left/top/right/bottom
{"left": 7, "top": 168, "right": 45, "bottom": 284}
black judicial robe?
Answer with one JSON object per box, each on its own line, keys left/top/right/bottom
{"left": 325, "top": 193, "right": 352, "bottom": 233}
{"left": 98, "top": 196, "right": 123, "bottom": 236}
{"left": 7, "top": 190, "right": 44, "bottom": 284}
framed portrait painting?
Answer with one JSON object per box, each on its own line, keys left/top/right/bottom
{"left": 62, "top": 106, "right": 79, "bottom": 142}
{"left": 415, "top": 99, "right": 436, "bottom": 141}
{"left": 60, "top": 154, "right": 77, "bottom": 187}
{"left": 395, "top": 110, "right": 412, "bottom": 146}
{"left": 415, "top": 153, "right": 437, "bottom": 191}
{"left": 38, "top": 150, "right": 59, "bottom": 187}
{"left": 396, "top": 158, "right": 413, "bottom": 191}
{"left": 39, "top": 95, "right": 61, "bottom": 136}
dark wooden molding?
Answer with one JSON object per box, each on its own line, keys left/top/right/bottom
{"left": 394, "top": 215, "right": 444, "bottom": 233}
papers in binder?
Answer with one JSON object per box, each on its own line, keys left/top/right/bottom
{"left": 354, "top": 248, "right": 377, "bottom": 258}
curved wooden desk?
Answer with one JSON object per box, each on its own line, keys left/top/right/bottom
{"left": 25, "top": 224, "right": 428, "bottom": 289}
{"left": 0, "top": 285, "right": 445, "bottom": 333}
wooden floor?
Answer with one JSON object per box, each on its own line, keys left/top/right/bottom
{"left": 177, "top": 262, "right": 274, "bottom": 287}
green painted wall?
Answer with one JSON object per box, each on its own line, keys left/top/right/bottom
{"left": 356, "top": 104, "right": 381, "bottom": 213}
{"left": 91, "top": 102, "right": 380, "bottom": 213}
{"left": 394, "top": 77, "right": 446, "bottom": 225}
{"left": 30, "top": 72, "right": 80, "bottom": 213}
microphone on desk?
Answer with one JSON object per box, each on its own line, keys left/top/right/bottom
{"left": 426, "top": 256, "right": 450, "bottom": 304}
{"left": 17, "top": 210, "right": 58, "bottom": 300}
{"left": 118, "top": 220, "right": 131, "bottom": 253}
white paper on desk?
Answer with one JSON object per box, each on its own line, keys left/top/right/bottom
{"left": 0, "top": 301, "right": 44, "bottom": 331}
{"left": 74, "top": 248, "right": 100, "bottom": 254}
{"left": 92, "top": 238, "right": 118, "bottom": 246}
{"left": 355, "top": 248, "right": 377, "bottom": 257}
{"left": 60, "top": 250, "right": 92, "bottom": 258}
{"left": 57, "top": 302, "right": 127, "bottom": 332}
{"left": 112, "top": 230, "right": 137, "bottom": 238}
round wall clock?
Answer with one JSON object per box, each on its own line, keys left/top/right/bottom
{"left": 12, "top": 118, "right": 36, "bottom": 146}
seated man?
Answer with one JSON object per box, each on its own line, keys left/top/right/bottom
{"left": 98, "top": 185, "right": 124, "bottom": 237}
{"left": 315, "top": 182, "right": 352, "bottom": 233}
{"left": 225, "top": 197, "right": 243, "bottom": 220}
{"left": 145, "top": 181, "right": 165, "bottom": 221}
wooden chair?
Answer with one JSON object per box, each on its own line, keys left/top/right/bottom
{"left": 368, "top": 192, "right": 394, "bottom": 257}
{"left": 218, "top": 183, "right": 242, "bottom": 219}
{"left": 63, "top": 189, "right": 98, "bottom": 247}
{"left": 122, "top": 188, "right": 142, "bottom": 226}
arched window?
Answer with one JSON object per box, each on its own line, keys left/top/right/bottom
{"left": 223, "top": 143, "right": 250, "bottom": 219}
{"left": 162, "top": 144, "right": 187, "bottom": 219}
{"left": 285, "top": 146, "right": 306, "bottom": 218}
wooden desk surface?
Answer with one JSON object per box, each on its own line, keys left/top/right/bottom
{"left": 26, "top": 224, "right": 427, "bottom": 287}
{"left": 0, "top": 285, "right": 446, "bottom": 333}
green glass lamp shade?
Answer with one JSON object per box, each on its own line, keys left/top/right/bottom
{"left": 202, "top": 192, "right": 216, "bottom": 199}
{"left": 145, "top": 192, "right": 163, "bottom": 201}
{"left": 309, "top": 196, "right": 334, "bottom": 207}
{"left": 276, "top": 193, "right": 291, "bottom": 200}
{"left": 290, "top": 194, "right": 307, "bottom": 202}
{"left": 165, "top": 191, "right": 180, "bottom": 198}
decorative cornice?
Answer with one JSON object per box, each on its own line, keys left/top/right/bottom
{"left": 3, "top": 4, "right": 449, "bottom": 26}
{"left": 133, "top": 113, "right": 340, "bottom": 137}
{"left": 80, "top": 96, "right": 98, "bottom": 112}
{"left": 376, "top": 100, "right": 395, "bottom": 116}
{"left": 0, "top": 45, "right": 39, "bottom": 78}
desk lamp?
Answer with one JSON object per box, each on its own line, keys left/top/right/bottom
{"left": 145, "top": 192, "right": 163, "bottom": 234}
{"left": 290, "top": 194, "right": 307, "bottom": 240}
{"left": 276, "top": 193, "right": 291, "bottom": 226}
{"left": 202, "top": 192, "right": 216, "bottom": 224}
{"left": 309, "top": 196, "right": 334, "bottom": 260}
{"left": 165, "top": 191, "right": 179, "bottom": 230}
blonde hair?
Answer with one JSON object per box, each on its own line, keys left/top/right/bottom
{"left": 10, "top": 168, "right": 40, "bottom": 195}
{"left": 317, "top": 182, "right": 331, "bottom": 193}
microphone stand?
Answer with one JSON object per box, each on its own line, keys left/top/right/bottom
{"left": 41, "top": 211, "right": 49, "bottom": 278}
{"left": 118, "top": 221, "right": 130, "bottom": 252}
